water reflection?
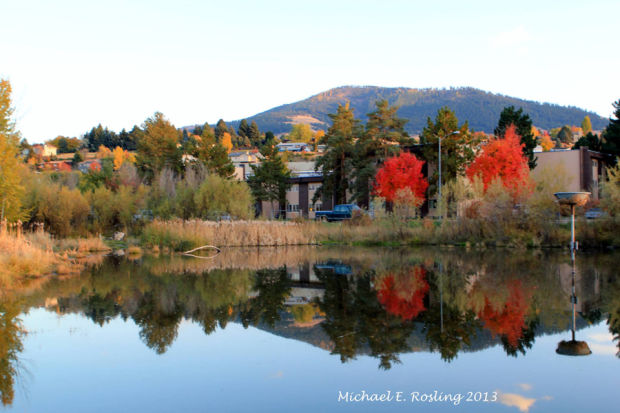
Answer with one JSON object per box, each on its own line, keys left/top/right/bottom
{"left": 1, "top": 247, "right": 619, "bottom": 405}
{"left": 0, "top": 299, "right": 25, "bottom": 406}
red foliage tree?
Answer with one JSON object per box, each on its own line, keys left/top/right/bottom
{"left": 465, "top": 124, "right": 531, "bottom": 199}
{"left": 376, "top": 266, "right": 429, "bottom": 320}
{"left": 478, "top": 280, "right": 531, "bottom": 347}
{"left": 374, "top": 152, "right": 428, "bottom": 203}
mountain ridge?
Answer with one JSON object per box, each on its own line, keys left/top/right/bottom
{"left": 195, "top": 86, "right": 609, "bottom": 135}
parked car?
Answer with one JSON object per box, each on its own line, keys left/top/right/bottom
{"left": 315, "top": 204, "right": 362, "bottom": 222}
{"left": 585, "top": 208, "right": 608, "bottom": 219}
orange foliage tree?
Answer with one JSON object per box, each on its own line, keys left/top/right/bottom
{"left": 540, "top": 131, "right": 554, "bottom": 152}
{"left": 374, "top": 152, "right": 428, "bottom": 204}
{"left": 376, "top": 266, "right": 429, "bottom": 320}
{"left": 465, "top": 124, "right": 531, "bottom": 199}
{"left": 477, "top": 280, "right": 531, "bottom": 348}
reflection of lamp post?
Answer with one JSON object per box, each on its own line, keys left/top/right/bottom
{"left": 437, "top": 131, "right": 459, "bottom": 221}
{"left": 553, "top": 191, "right": 592, "bottom": 356}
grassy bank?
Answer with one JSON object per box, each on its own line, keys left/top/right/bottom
{"left": 320, "top": 216, "right": 620, "bottom": 249}
{"left": 0, "top": 231, "right": 111, "bottom": 289}
{"left": 141, "top": 219, "right": 320, "bottom": 251}
{"left": 142, "top": 216, "right": 620, "bottom": 251}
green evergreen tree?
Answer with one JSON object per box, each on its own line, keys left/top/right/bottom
{"left": 215, "top": 119, "right": 228, "bottom": 141}
{"left": 249, "top": 121, "right": 261, "bottom": 146}
{"left": 557, "top": 125, "right": 574, "bottom": 144}
{"left": 351, "top": 100, "right": 409, "bottom": 208}
{"left": 602, "top": 99, "right": 620, "bottom": 165}
{"left": 205, "top": 143, "right": 235, "bottom": 178}
{"left": 247, "top": 144, "right": 291, "bottom": 217}
{"left": 238, "top": 119, "right": 250, "bottom": 138}
{"left": 574, "top": 132, "right": 603, "bottom": 152}
{"left": 420, "top": 107, "right": 477, "bottom": 197}
{"left": 495, "top": 106, "right": 537, "bottom": 169}
{"left": 314, "top": 103, "right": 360, "bottom": 205}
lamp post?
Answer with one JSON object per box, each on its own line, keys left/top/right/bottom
{"left": 437, "top": 131, "right": 459, "bottom": 221}
{"left": 553, "top": 191, "right": 592, "bottom": 356}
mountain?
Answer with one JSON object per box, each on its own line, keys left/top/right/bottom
{"left": 222, "top": 86, "right": 609, "bottom": 135}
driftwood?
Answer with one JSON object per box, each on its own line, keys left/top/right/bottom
{"left": 182, "top": 245, "right": 222, "bottom": 259}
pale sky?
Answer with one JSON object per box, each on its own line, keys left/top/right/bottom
{"left": 1, "top": 0, "right": 618, "bottom": 143}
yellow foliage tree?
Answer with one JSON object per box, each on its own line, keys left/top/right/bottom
{"left": 531, "top": 126, "right": 540, "bottom": 138}
{"left": 0, "top": 79, "right": 24, "bottom": 221}
{"left": 289, "top": 124, "right": 313, "bottom": 143}
{"left": 221, "top": 132, "right": 233, "bottom": 152}
{"left": 112, "top": 146, "right": 136, "bottom": 170}
{"left": 540, "top": 132, "right": 554, "bottom": 152}
{"left": 97, "top": 145, "right": 113, "bottom": 159}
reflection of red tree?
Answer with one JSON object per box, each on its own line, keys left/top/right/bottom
{"left": 478, "top": 280, "right": 531, "bottom": 347}
{"left": 377, "top": 266, "right": 429, "bottom": 320}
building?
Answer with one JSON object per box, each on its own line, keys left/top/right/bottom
{"left": 77, "top": 159, "right": 102, "bottom": 173}
{"left": 32, "top": 144, "right": 57, "bottom": 158}
{"left": 535, "top": 147, "right": 610, "bottom": 200}
{"left": 229, "top": 149, "right": 262, "bottom": 180}
{"left": 256, "top": 161, "right": 334, "bottom": 219}
{"left": 276, "top": 142, "right": 310, "bottom": 152}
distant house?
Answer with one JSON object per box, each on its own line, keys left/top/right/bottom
{"left": 77, "top": 159, "right": 102, "bottom": 173}
{"left": 535, "top": 147, "right": 611, "bottom": 200}
{"left": 42, "top": 161, "right": 72, "bottom": 172}
{"left": 276, "top": 142, "right": 310, "bottom": 152}
{"left": 32, "top": 144, "right": 58, "bottom": 158}
{"left": 229, "top": 149, "right": 262, "bottom": 180}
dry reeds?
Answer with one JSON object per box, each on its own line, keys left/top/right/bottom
{"left": 0, "top": 231, "right": 58, "bottom": 287}
{"left": 142, "top": 219, "right": 320, "bottom": 250}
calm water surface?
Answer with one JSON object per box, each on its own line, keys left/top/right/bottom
{"left": 1, "top": 247, "right": 618, "bottom": 412}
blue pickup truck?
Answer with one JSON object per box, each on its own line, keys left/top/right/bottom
{"left": 315, "top": 204, "right": 362, "bottom": 222}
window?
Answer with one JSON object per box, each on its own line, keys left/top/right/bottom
{"left": 287, "top": 204, "right": 300, "bottom": 212}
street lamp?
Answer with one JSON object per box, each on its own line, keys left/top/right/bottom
{"left": 437, "top": 131, "right": 459, "bottom": 221}
{"left": 553, "top": 191, "right": 592, "bottom": 356}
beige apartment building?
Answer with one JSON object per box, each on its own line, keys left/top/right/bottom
{"left": 535, "top": 147, "right": 609, "bottom": 199}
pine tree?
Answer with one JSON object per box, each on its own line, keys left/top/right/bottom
{"left": 238, "top": 119, "right": 250, "bottom": 138}
{"left": 495, "top": 106, "right": 537, "bottom": 169}
{"left": 314, "top": 103, "right": 360, "bottom": 205}
{"left": 247, "top": 144, "right": 291, "bottom": 217}
{"left": 351, "top": 100, "right": 409, "bottom": 208}
{"left": 420, "top": 106, "right": 478, "bottom": 197}
{"left": 249, "top": 121, "right": 261, "bottom": 146}
{"left": 602, "top": 99, "right": 620, "bottom": 165}
{"left": 215, "top": 119, "right": 228, "bottom": 141}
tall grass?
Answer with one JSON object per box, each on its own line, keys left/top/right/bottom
{"left": 142, "top": 219, "right": 320, "bottom": 250}
{"left": 0, "top": 231, "right": 58, "bottom": 288}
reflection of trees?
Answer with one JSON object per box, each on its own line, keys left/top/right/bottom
{"left": 421, "top": 264, "right": 479, "bottom": 362}
{"left": 316, "top": 268, "right": 416, "bottom": 369}
{"left": 0, "top": 300, "right": 24, "bottom": 406}
{"left": 477, "top": 280, "right": 532, "bottom": 350}
{"left": 240, "top": 267, "right": 291, "bottom": 328}
{"left": 376, "top": 267, "right": 429, "bottom": 321}
{"left": 422, "top": 303, "right": 478, "bottom": 362}
{"left": 132, "top": 291, "right": 183, "bottom": 355}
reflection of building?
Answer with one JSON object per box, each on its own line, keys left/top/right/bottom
{"left": 286, "top": 262, "right": 324, "bottom": 305}
{"left": 535, "top": 147, "right": 610, "bottom": 199}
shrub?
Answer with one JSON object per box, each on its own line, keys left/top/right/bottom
{"left": 24, "top": 178, "right": 90, "bottom": 237}
{"left": 194, "top": 175, "right": 254, "bottom": 220}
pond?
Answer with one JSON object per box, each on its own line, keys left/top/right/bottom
{"left": 1, "top": 246, "right": 618, "bottom": 412}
